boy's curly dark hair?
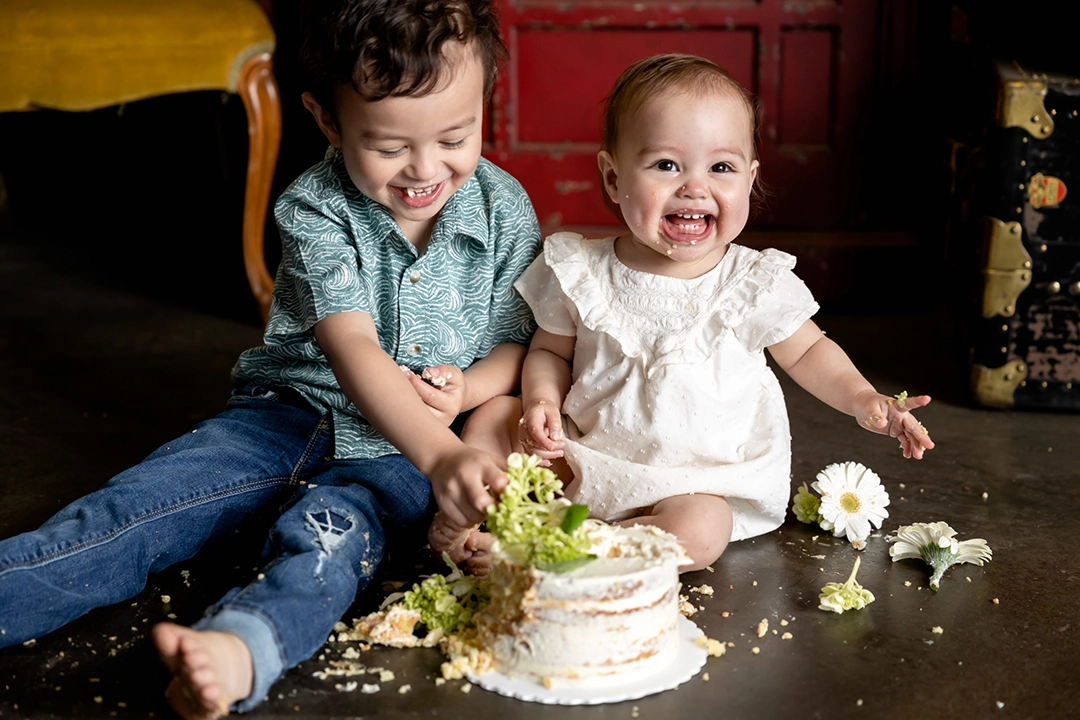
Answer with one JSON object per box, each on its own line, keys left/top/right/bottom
{"left": 299, "top": 0, "right": 507, "bottom": 117}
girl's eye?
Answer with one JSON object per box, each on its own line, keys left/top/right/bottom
{"left": 377, "top": 148, "right": 405, "bottom": 158}
{"left": 711, "top": 162, "right": 732, "bottom": 173}
{"left": 655, "top": 159, "right": 677, "bottom": 172}
{"left": 441, "top": 138, "right": 468, "bottom": 149}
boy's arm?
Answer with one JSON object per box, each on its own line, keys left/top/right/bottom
{"left": 457, "top": 341, "right": 529, "bottom": 411}
{"left": 767, "top": 319, "right": 934, "bottom": 459}
{"left": 401, "top": 342, "right": 527, "bottom": 427}
{"left": 313, "top": 310, "right": 506, "bottom": 526}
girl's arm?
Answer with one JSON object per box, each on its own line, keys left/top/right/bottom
{"left": 767, "top": 319, "right": 934, "bottom": 459}
{"left": 402, "top": 342, "right": 528, "bottom": 426}
{"left": 519, "top": 329, "right": 575, "bottom": 458}
{"left": 314, "top": 311, "right": 507, "bottom": 526}
{"left": 459, "top": 342, "right": 529, "bottom": 408}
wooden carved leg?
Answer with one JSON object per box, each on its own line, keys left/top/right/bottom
{"left": 237, "top": 52, "right": 281, "bottom": 325}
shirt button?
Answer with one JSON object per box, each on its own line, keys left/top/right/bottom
{"left": 409, "top": 270, "right": 421, "bottom": 283}
{"left": 406, "top": 344, "right": 421, "bottom": 356}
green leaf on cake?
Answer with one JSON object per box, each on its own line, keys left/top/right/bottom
{"left": 560, "top": 504, "right": 590, "bottom": 534}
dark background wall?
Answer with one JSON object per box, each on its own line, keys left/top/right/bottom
{"left": 0, "top": 1, "right": 1073, "bottom": 328}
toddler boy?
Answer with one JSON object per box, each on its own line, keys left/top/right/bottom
{"left": 0, "top": 1, "right": 540, "bottom": 718}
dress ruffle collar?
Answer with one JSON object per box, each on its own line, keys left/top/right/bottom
{"left": 544, "top": 232, "right": 798, "bottom": 374}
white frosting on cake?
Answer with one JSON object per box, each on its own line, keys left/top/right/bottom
{"left": 475, "top": 521, "right": 690, "bottom": 686}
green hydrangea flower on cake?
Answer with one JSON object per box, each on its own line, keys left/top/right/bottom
{"left": 485, "top": 452, "right": 595, "bottom": 571}
{"left": 400, "top": 557, "right": 488, "bottom": 634}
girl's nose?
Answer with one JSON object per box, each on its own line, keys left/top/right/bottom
{"left": 677, "top": 180, "right": 706, "bottom": 199}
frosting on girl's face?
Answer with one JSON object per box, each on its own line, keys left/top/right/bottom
{"left": 598, "top": 88, "right": 759, "bottom": 279}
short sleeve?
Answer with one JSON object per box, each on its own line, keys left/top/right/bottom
{"left": 513, "top": 250, "right": 578, "bottom": 336}
{"left": 478, "top": 187, "right": 543, "bottom": 350}
{"left": 731, "top": 264, "right": 818, "bottom": 353}
{"left": 265, "top": 196, "right": 372, "bottom": 338}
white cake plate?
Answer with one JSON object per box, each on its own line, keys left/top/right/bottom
{"left": 467, "top": 616, "right": 708, "bottom": 705}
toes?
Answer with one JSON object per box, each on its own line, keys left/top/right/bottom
{"left": 466, "top": 553, "right": 492, "bottom": 577}
{"left": 152, "top": 623, "right": 184, "bottom": 673}
{"left": 464, "top": 530, "right": 494, "bottom": 554}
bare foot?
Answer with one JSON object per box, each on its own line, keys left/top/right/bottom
{"left": 152, "top": 622, "right": 254, "bottom": 720}
{"left": 463, "top": 530, "right": 495, "bottom": 577}
{"left": 428, "top": 512, "right": 480, "bottom": 566}
{"left": 428, "top": 513, "right": 497, "bottom": 576}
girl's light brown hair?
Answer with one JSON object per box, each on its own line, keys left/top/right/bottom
{"left": 599, "top": 53, "right": 768, "bottom": 221}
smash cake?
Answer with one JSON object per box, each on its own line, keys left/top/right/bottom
{"left": 341, "top": 453, "right": 695, "bottom": 690}
{"left": 476, "top": 519, "right": 690, "bottom": 686}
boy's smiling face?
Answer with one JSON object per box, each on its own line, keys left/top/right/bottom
{"left": 598, "top": 87, "right": 759, "bottom": 279}
{"left": 304, "top": 43, "right": 485, "bottom": 249}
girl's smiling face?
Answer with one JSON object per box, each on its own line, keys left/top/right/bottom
{"left": 598, "top": 87, "right": 759, "bottom": 279}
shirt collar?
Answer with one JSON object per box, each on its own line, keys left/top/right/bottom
{"left": 437, "top": 171, "right": 490, "bottom": 250}
{"left": 331, "top": 149, "right": 491, "bottom": 251}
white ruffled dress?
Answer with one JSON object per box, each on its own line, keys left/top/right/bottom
{"left": 513, "top": 232, "right": 819, "bottom": 541}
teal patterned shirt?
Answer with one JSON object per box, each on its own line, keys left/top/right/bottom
{"left": 232, "top": 150, "right": 542, "bottom": 459}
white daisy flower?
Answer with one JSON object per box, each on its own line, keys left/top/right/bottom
{"left": 888, "top": 521, "right": 992, "bottom": 591}
{"left": 812, "top": 462, "right": 890, "bottom": 545}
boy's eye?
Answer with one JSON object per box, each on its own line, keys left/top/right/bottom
{"left": 377, "top": 147, "right": 406, "bottom": 157}
{"left": 711, "top": 162, "right": 732, "bottom": 173}
{"left": 441, "top": 138, "right": 468, "bottom": 149}
{"left": 654, "top": 159, "right": 678, "bottom": 172}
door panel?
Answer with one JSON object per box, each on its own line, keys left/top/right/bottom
{"left": 485, "top": 1, "right": 878, "bottom": 232}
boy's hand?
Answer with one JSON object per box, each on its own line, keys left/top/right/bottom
{"left": 427, "top": 447, "right": 508, "bottom": 528}
{"left": 400, "top": 365, "right": 466, "bottom": 427}
{"left": 854, "top": 390, "right": 935, "bottom": 459}
{"left": 518, "top": 398, "right": 565, "bottom": 466}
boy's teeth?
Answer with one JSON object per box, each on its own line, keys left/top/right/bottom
{"left": 675, "top": 213, "right": 706, "bottom": 220}
{"left": 405, "top": 185, "right": 435, "bottom": 198}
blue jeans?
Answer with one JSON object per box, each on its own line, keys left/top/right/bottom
{"left": 0, "top": 386, "right": 436, "bottom": 712}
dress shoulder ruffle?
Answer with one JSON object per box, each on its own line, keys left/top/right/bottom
{"left": 545, "top": 233, "right": 803, "bottom": 371}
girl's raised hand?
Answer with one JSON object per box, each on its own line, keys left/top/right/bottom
{"left": 518, "top": 398, "right": 566, "bottom": 466}
{"left": 853, "top": 390, "right": 935, "bottom": 460}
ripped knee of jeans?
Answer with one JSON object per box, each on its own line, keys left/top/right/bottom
{"left": 305, "top": 508, "right": 354, "bottom": 555}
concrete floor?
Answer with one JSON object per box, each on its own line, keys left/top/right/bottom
{"left": 1, "top": 232, "right": 1078, "bottom": 720}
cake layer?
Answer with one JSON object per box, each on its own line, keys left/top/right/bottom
{"left": 477, "top": 522, "right": 689, "bottom": 685}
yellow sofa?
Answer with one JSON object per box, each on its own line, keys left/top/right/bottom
{"left": 0, "top": 0, "right": 281, "bottom": 322}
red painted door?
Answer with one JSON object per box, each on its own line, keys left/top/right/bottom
{"left": 484, "top": 0, "right": 878, "bottom": 233}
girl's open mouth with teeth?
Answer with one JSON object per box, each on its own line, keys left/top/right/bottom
{"left": 661, "top": 211, "right": 715, "bottom": 244}
{"left": 393, "top": 181, "right": 445, "bottom": 209}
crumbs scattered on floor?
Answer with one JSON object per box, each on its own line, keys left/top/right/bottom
{"left": 694, "top": 636, "right": 726, "bottom": 657}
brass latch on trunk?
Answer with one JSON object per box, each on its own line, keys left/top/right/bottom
{"left": 996, "top": 62, "right": 1054, "bottom": 139}
{"left": 980, "top": 218, "right": 1032, "bottom": 318}
{"left": 971, "top": 360, "right": 1028, "bottom": 409}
